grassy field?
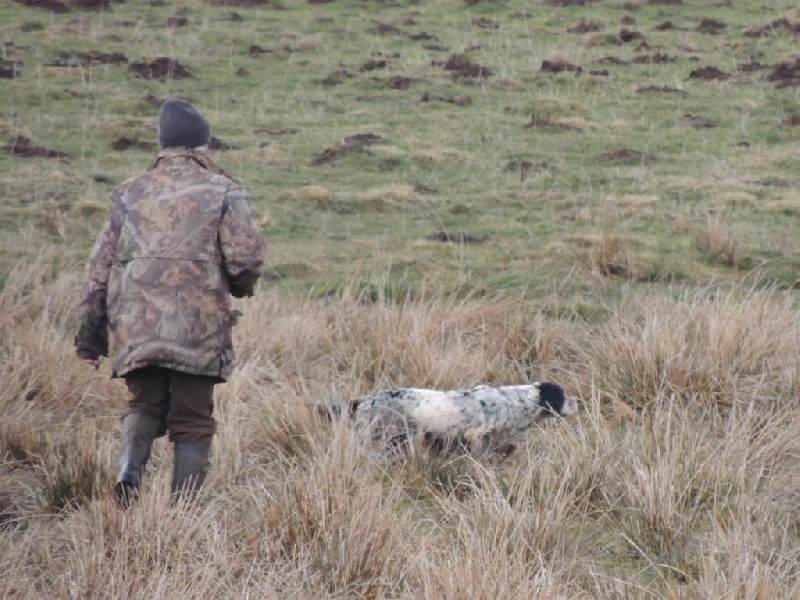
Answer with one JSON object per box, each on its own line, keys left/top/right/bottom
{"left": 1, "top": 0, "right": 799, "bottom": 598}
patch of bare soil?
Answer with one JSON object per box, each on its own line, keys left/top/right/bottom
{"left": 48, "top": 50, "right": 128, "bottom": 67}
{"left": 598, "top": 149, "right": 656, "bottom": 163}
{"left": 784, "top": 115, "right": 800, "bottom": 126}
{"left": 545, "top": 0, "right": 596, "bottom": 6}
{"left": 208, "top": 136, "right": 240, "bottom": 151}
{"left": 441, "top": 54, "right": 492, "bottom": 79}
{"left": 636, "top": 84, "right": 686, "bottom": 94}
{"left": 688, "top": 66, "right": 729, "bottom": 80}
{"left": 260, "top": 127, "right": 299, "bottom": 136}
{"left": 678, "top": 114, "right": 716, "bottom": 128}
{"left": 0, "top": 60, "right": 22, "bottom": 78}
{"left": 210, "top": 0, "right": 285, "bottom": 7}
{"left": 617, "top": 29, "right": 645, "bottom": 44}
{"left": 70, "top": 0, "right": 109, "bottom": 8}
{"left": 13, "top": 0, "right": 70, "bottom": 12}
{"left": 425, "top": 231, "right": 488, "bottom": 244}
{"left": 249, "top": 45, "right": 272, "bottom": 57}
{"left": 541, "top": 59, "right": 582, "bottom": 74}
{"left": 505, "top": 159, "right": 549, "bottom": 181}
{"left": 360, "top": 59, "right": 388, "bottom": 72}
{"left": 368, "top": 22, "right": 403, "bottom": 35}
{"left": 567, "top": 20, "right": 602, "bottom": 33}
{"left": 409, "top": 32, "right": 437, "bottom": 41}
{"left": 5, "top": 136, "right": 71, "bottom": 161}
{"left": 589, "top": 69, "right": 609, "bottom": 76}
{"left": 594, "top": 56, "right": 628, "bottom": 65}
{"left": 308, "top": 0, "right": 334, "bottom": 4}
{"left": 110, "top": 137, "right": 156, "bottom": 151}
{"left": 164, "top": 16, "right": 189, "bottom": 27}
{"left": 744, "top": 19, "right": 800, "bottom": 38}
{"left": 767, "top": 60, "right": 800, "bottom": 88}
{"left": 739, "top": 61, "right": 769, "bottom": 72}
{"left": 372, "top": 76, "right": 415, "bottom": 90}
{"left": 316, "top": 68, "right": 354, "bottom": 86}
{"left": 655, "top": 21, "right": 675, "bottom": 31}
{"left": 697, "top": 18, "right": 725, "bottom": 34}
{"left": 621, "top": 16, "right": 636, "bottom": 25}
{"left": 632, "top": 53, "right": 675, "bottom": 64}
{"left": 311, "top": 133, "right": 382, "bottom": 166}
{"left": 415, "top": 91, "right": 471, "bottom": 107}
{"left": 130, "top": 57, "right": 192, "bottom": 80}
{"left": 472, "top": 18, "right": 498, "bottom": 29}
{"left": 647, "top": 0, "right": 681, "bottom": 4}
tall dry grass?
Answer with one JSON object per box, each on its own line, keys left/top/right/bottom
{"left": 1, "top": 252, "right": 799, "bottom": 598}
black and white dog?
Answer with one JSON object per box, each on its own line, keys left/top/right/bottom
{"left": 322, "top": 382, "right": 577, "bottom": 456}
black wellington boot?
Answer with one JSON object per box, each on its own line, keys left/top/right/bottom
{"left": 114, "top": 413, "right": 160, "bottom": 509}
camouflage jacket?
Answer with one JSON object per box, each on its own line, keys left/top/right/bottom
{"left": 75, "top": 148, "right": 266, "bottom": 381}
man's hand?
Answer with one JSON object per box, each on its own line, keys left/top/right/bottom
{"left": 83, "top": 357, "right": 102, "bottom": 370}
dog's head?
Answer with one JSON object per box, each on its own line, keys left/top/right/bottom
{"left": 537, "top": 382, "right": 578, "bottom": 418}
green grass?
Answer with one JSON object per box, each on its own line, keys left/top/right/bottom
{"left": 2, "top": 0, "right": 798, "bottom": 296}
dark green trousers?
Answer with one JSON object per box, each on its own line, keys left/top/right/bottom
{"left": 123, "top": 366, "right": 217, "bottom": 445}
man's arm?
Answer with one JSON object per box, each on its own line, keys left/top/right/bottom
{"left": 219, "top": 184, "right": 266, "bottom": 298}
{"left": 75, "top": 196, "right": 122, "bottom": 360}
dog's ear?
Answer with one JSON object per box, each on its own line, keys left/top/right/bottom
{"left": 537, "top": 382, "right": 567, "bottom": 415}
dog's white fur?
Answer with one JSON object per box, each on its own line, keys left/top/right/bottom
{"left": 326, "top": 382, "right": 577, "bottom": 455}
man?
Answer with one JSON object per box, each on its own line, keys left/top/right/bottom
{"left": 75, "top": 99, "right": 266, "bottom": 508}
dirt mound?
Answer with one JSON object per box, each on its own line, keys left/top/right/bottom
{"left": 372, "top": 76, "right": 415, "bottom": 90}
{"left": 545, "top": 0, "right": 596, "bottom": 6}
{"left": 472, "top": 18, "right": 498, "bottom": 29}
{"left": 70, "top": 0, "right": 109, "bottom": 8}
{"left": 425, "top": 231, "right": 488, "bottom": 245}
{"left": 767, "top": 60, "right": 800, "bottom": 88}
{"left": 523, "top": 115, "right": 577, "bottom": 131}
{"left": 688, "top": 66, "right": 729, "bottom": 80}
{"left": 316, "top": 68, "right": 353, "bottom": 86}
{"left": 208, "top": 136, "right": 240, "bottom": 151}
{"left": 415, "top": 91, "right": 471, "bottom": 107}
{"left": 368, "top": 22, "right": 403, "bottom": 36}
{"left": 5, "top": 136, "right": 71, "bottom": 161}
{"left": 632, "top": 53, "right": 675, "bottom": 64}
{"left": 110, "top": 137, "right": 156, "bottom": 151}
{"left": 442, "top": 54, "right": 492, "bottom": 79}
{"left": 567, "top": 20, "right": 602, "bottom": 33}
{"left": 678, "top": 114, "right": 716, "bottom": 128}
{"left": 697, "top": 18, "right": 726, "bottom": 34}
{"left": 0, "top": 60, "right": 22, "bottom": 78}
{"left": 311, "top": 133, "right": 382, "bottom": 166}
{"left": 13, "top": 0, "right": 70, "bottom": 12}
{"left": 360, "top": 59, "right": 388, "bottom": 72}
{"left": 130, "top": 57, "right": 193, "bottom": 80}
{"left": 49, "top": 50, "right": 128, "bottom": 67}
{"left": 210, "top": 0, "right": 284, "bottom": 7}
{"left": 655, "top": 21, "right": 675, "bottom": 31}
{"left": 636, "top": 85, "right": 686, "bottom": 94}
{"left": 617, "top": 29, "right": 645, "bottom": 44}
{"left": 164, "top": 16, "right": 189, "bottom": 27}
{"left": 598, "top": 149, "right": 656, "bottom": 163}
{"left": 784, "top": 115, "right": 800, "bottom": 126}
{"left": 745, "top": 19, "right": 800, "bottom": 38}
{"left": 541, "top": 59, "right": 582, "bottom": 75}
{"left": 409, "top": 32, "right": 437, "bottom": 41}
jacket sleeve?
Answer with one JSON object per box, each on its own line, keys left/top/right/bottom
{"left": 74, "top": 196, "right": 122, "bottom": 359}
{"left": 219, "top": 184, "right": 266, "bottom": 298}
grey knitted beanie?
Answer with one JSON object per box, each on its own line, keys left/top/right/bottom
{"left": 158, "top": 100, "right": 210, "bottom": 149}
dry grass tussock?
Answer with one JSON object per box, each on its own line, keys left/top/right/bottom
{"left": 1, "top": 254, "right": 799, "bottom": 598}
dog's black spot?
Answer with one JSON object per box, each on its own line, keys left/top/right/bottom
{"left": 389, "top": 390, "right": 403, "bottom": 398}
{"left": 537, "top": 382, "right": 566, "bottom": 415}
{"left": 480, "top": 399, "right": 487, "bottom": 408}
